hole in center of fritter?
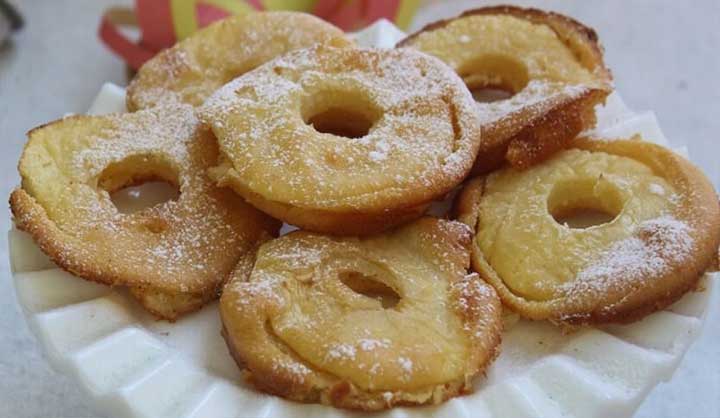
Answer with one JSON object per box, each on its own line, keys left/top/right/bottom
{"left": 110, "top": 181, "right": 180, "bottom": 214}
{"left": 340, "top": 271, "right": 400, "bottom": 309}
{"left": 469, "top": 86, "right": 515, "bottom": 103}
{"left": 306, "top": 108, "right": 374, "bottom": 138}
{"left": 458, "top": 54, "right": 529, "bottom": 103}
{"left": 302, "top": 89, "right": 381, "bottom": 139}
{"left": 551, "top": 207, "right": 618, "bottom": 229}
{"left": 547, "top": 179, "right": 625, "bottom": 229}
{"left": 99, "top": 154, "right": 180, "bottom": 215}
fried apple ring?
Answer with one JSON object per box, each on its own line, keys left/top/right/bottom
{"left": 10, "top": 105, "right": 281, "bottom": 320}
{"left": 126, "top": 11, "right": 351, "bottom": 110}
{"left": 456, "top": 137, "right": 720, "bottom": 325}
{"left": 399, "top": 6, "right": 613, "bottom": 172}
{"left": 199, "top": 45, "right": 482, "bottom": 235}
{"left": 220, "top": 217, "right": 502, "bottom": 410}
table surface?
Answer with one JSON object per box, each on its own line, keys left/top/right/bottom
{"left": 1, "top": 1, "right": 718, "bottom": 417}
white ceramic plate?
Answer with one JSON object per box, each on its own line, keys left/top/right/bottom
{"left": 9, "top": 20, "right": 718, "bottom": 418}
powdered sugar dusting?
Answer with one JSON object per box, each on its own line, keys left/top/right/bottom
{"left": 235, "top": 275, "right": 283, "bottom": 307}
{"left": 452, "top": 273, "right": 500, "bottom": 338}
{"left": 397, "top": 356, "right": 413, "bottom": 373}
{"left": 368, "top": 151, "right": 387, "bottom": 162}
{"left": 322, "top": 337, "right": 392, "bottom": 364}
{"left": 649, "top": 183, "right": 666, "bottom": 196}
{"left": 562, "top": 216, "right": 694, "bottom": 298}
{"left": 271, "top": 359, "right": 311, "bottom": 383}
{"left": 73, "top": 106, "right": 195, "bottom": 177}
{"left": 474, "top": 80, "right": 589, "bottom": 125}
{"left": 359, "top": 338, "right": 390, "bottom": 351}
{"left": 325, "top": 343, "right": 357, "bottom": 361}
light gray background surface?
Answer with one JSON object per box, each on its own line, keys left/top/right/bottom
{"left": 1, "top": 1, "right": 718, "bottom": 417}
